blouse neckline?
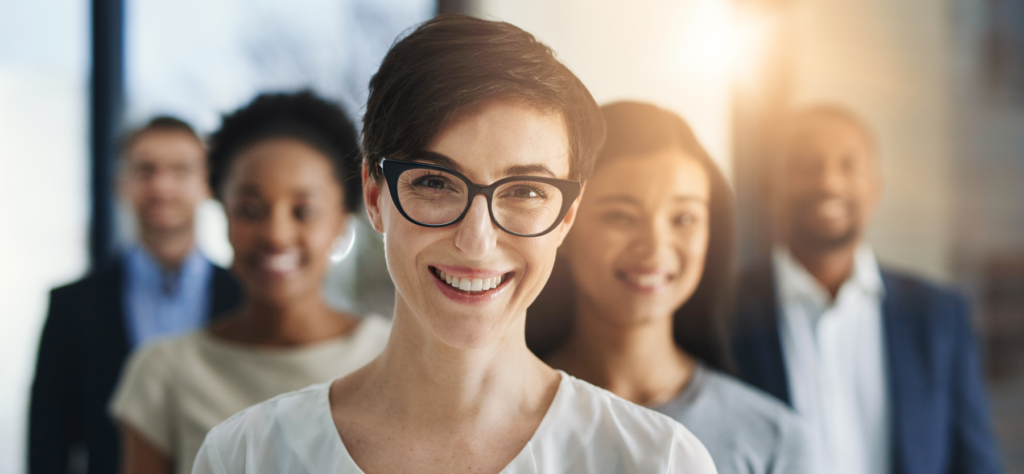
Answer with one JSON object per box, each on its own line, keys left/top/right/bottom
{"left": 318, "top": 369, "right": 571, "bottom": 473}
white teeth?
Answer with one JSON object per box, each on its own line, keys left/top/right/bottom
{"left": 624, "top": 273, "right": 670, "bottom": 287}
{"left": 435, "top": 268, "right": 505, "bottom": 293}
{"left": 817, "top": 199, "right": 846, "bottom": 219}
{"left": 264, "top": 252, "right": 299, "bottom": 272}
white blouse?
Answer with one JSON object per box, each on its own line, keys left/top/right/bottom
{"left": 193, "top": 371, "right": 717, "bottom": 474}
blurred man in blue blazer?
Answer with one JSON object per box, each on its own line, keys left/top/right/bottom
{"left": 28, "top": 117, "right": 240, "bottom": 474}
{"left": 732, "top": 105, "right": 1002, "bottom": 474}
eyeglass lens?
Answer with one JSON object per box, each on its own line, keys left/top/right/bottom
{"left": 395, "top": 167, "right": 565, "bottom": 236}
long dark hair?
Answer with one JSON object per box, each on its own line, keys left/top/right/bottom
{"left": 526, "top": 101, "right": 737, "bottom": 373}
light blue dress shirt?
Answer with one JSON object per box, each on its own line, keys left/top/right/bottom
{"left": 122, "top": 246, "right": 214, "bottom": 348}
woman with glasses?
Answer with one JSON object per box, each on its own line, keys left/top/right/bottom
{"left": 530, "top": 102, "right": 809, "bottom": 474}
{"left": 193, "top": 15, "right": 716, "bottom": 474}
{"left": 110, "top": 92, "right": 391, "bottom": 474}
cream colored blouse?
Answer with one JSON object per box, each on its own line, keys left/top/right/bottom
{"left": 110, "top": 315, "right": 391, "bottom": 474}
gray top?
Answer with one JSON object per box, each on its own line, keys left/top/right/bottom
{"left": 653, "top": 363, "right": 812, "bottom": 474}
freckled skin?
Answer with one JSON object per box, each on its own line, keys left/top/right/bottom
{"left": 334, "top": 100, "right": 580, "bottom": 474}
{"left": 373, "top": 100, "right": 578, "bottom": 350}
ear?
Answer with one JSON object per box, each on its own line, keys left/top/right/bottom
{"left": 362, "top": 163, "right": 386, "bottom": 234}
{"left": 199, "top": 162, "right": 213, "bottom": 201}
{"left": 554, "top": 183, "right": 585, "bottom": 248}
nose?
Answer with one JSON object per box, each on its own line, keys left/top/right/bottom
{"left": 814, "top": 159, "right": 848, "bottom": 195}
{"left": 263, "top": 204, "right": 298, "bottom": 248}
{"left": 632, "top": 216, "right": 674, "bottom": 263}
{"left": 149, "top": 169, "right": 177, "bottom": 196}
{"left": 453, "top": 194, "right": 498, "bottom": 260}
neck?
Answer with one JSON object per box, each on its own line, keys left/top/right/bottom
{"left": 787, "top": 238, "right": 860, "bottom": 298}
{"left": 362, "top": 296, "right": 558, "bottom": 426}
{"left": 222, "top": 294, "right": 356, "bottom": 346}
{"left": 139, "top": 224, "right": 195, "bottom": 270}
{"left": 548, "top": 295, "right": 693, "bottom": 407}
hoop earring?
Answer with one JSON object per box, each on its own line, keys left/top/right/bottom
{"left": 329, "top": 224, "right": 357, "bottom": 264}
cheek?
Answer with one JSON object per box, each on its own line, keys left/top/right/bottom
{"left": 226, "top": 220, "right": 252, "bottom": 251}
{"left": 305, "top": 218, "right": 344, "bottom": 260}
{"left": 567, "top": 228, "right": 627, "bottom": 286}
{"left": 677, "top": 227, "right": 710, "bottom": 279}
{"left": 381, "top": 209, "right": 431, "bottom": 281}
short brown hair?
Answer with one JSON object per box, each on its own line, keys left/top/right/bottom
{"left": 362, "top": 14, "right": 605, "bottom": 182}
{"left": 121, "top": 116, "right": 201, "bottom": 158}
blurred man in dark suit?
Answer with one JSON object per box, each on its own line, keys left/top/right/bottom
{"left": 732, "top": 105, "right": 1002, "bottom": 474}
{"left": 29, "top": 117, "right": 241, "bottom": 474}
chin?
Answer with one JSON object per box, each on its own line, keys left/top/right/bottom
{"left": 143, "top": 216, "right": 190, "bottom": 234}
{"left": 794, "top": 220, "right": 859, "bottom": 250}
{"left": 425, "top": 310, "right": 511, "bottom": 349}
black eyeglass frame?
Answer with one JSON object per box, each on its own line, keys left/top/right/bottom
{"left": 379, "top": 158, "right": 582, "bottom": 237}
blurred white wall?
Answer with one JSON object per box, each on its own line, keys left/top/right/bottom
{"left": 470, "top": 0, "right": 737, "bottom": 177}
{"left": 0, "top": 2, "right": 89, "bottom": 473}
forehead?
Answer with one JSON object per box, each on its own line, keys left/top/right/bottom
{"left": 786, "top": 115, "right": 874, "bottom": 157}
{"left": 426, "top": 100, "right": 571, "bottom": 180}
{"left": 587, "top": 149, "right": 710, "bottom": 203}
{"left": 227, "top": 138, "right": 339, "bottom": 193}
{"left": 127, "top": 129, "right": 204, "bottom": 165}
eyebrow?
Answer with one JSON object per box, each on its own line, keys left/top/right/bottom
{"left": 234, "top": 183, "right": 322, "bottom": 198}
{"left": 596, "top": 195, "right": 708, "bottom": 205}
{"left": 236, "top": 184, "right": 263, "bottom": 197}
{"left": 411, "top": 151, "right": 559, "bottom": 179}
{"left": 506, "top": 164, "right": 558, "bottom": 179}
{"left": 411, "top": 151, "right": 466, "bottom": 174}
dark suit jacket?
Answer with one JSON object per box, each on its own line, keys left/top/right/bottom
{"left": 732, "top": 262, "right": 1003, "bottom": 474}
{"left": 28, "top": 258, "right": 241, "bottom": 474}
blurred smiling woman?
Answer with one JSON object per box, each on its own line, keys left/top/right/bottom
{"left": 193, "top": 15, "right": 716, "bottom": 474}
{"left": 110, "top": 92, "right": 390, "bottom": 474}
{"left": 532, "top": 102, "right": 809, "bottom": 474}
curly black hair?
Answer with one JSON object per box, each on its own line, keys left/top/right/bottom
{"left": 208, "top": 90, "right": 361, "bottom": 212}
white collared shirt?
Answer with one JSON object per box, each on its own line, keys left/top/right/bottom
{"left": 773, "top": 245, "right": 890, "bottom": 474}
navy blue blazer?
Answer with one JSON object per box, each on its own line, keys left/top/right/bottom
{"left": 731, "top": 262, "right": 1002, "bottom": 474}
{"left": 28, "top": 258, "right": 241, "bottom": 474}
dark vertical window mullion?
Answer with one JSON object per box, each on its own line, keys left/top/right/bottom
{"left": 89, "top": 0, "right": 124, "bottom": 270}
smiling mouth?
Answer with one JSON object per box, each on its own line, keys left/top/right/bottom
{"left": 430, "top": 267, "right": 514, "bottom": 294}
{"left": 256, "top": 250, "right": 302, "bottom": 276}
{"left": 616, "top": 271, "right": 676, "bottom": 290}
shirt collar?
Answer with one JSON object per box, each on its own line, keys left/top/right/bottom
{"left": 772, "top": 243, "right": 885, "bottom": 308}
{"left": 125, "top": 245, "right": 209, "bottom": 287}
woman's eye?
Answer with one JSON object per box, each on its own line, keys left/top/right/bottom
{"left": 235, "top": 203, "right": 264, "bottom": 220}
{"left": 601, "top": 211, "right": 635, "bottom": 225}
{"left": 294, "top": 205, "right": 316, "bottom": 221}
{"left": 673, "top": 213, "right": 697, "bottom": 227}
{"left": 507, "top": 185, "right": 546, "bottom": 199}
{"left": 412, "top": 175, "right": 450, "bottom": 190}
